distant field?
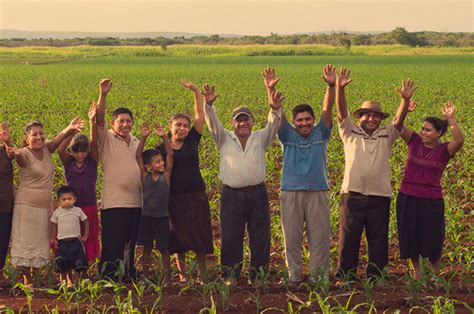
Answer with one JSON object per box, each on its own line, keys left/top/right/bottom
{"left": 0, "top": 47, "right": 472, "bottom": 312}
{"left": 0, "top": 45, "right": 473, "bottom": 64}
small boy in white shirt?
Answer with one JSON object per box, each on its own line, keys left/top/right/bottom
{"left": 51, "top": 186, "right": 89, "bottom": 287}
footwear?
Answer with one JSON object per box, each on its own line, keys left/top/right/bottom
{"left": 287, "top": 281, "right": 302, "bottom": 291}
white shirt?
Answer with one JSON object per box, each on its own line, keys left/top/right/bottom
{"left": 50, "top": 206, "right": 88, "bottom": 240}
{"left": 204, "top": 104, "right": 281, "bottom": 188}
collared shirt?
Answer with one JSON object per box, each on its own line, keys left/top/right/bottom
{"left": 97, "top": 126, "right": 142, "bottom": 209}
{"left": 278, "top": 118, "right": 331, "bottom": 191}
{"left": 338, "top": 115, "right": 400, "bottom": 197}
{"left": 204, "top": 104, "right": 281, "bottom": 188}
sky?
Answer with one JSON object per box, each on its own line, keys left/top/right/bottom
{"left": 1, "top": 0, "right": 472, "bottom": 35}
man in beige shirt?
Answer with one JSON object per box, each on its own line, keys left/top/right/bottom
{"left": 203, "top": 83, "right": 282, "bottom": 281}
{"left": 96, "top": 79, "right": 142, "bottom": 281}
{"left": 335, "top": 68, "right": 416, "bottom": 278}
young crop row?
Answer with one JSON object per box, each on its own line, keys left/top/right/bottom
{"left": 0, "top": 52, "right": 472, "bottom": 311}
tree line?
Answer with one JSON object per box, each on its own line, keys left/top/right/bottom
{"left": 1, "top": 28, "right": 473, "bottom": 48}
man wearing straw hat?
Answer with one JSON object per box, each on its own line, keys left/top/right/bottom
{"left": 335, "top": 67, "right": 417, "bottom": 278}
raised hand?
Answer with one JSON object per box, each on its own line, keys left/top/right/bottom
{"left": 442, "top": 101, "right": 455, "bottom": 120}
{"left": 202, "top": 84, "right": 219, "bottom": 105}
{"left": 180, "top": 79, "right": 200, "bottom": 92}
{"left": 6, "top": 146, "right": 19, "bottom": 158}
{"left": 396, "top": 79, "right": 418, "bottom": 100}
{"left": 68, "top": 117, "right": 85, "bottom": 133}
{"left": 336, "top": 67, "right": 353, "bottom": 88}
{"left": 0, "top": 123, "right": 11, "bottom": 143}
{"left": 140, "top": 122, "right": 151, "bottom": 138}
{"left": 408, "top": 100, "right": 417, "bottom": 112}
{"left": 88, "top": 102, "right": 97, "bottom": 121}
{"left": 155, "top": 124, "right": 166, "bottom": 137}
{"left": 262, "top": 67, "right": 279, "bottom": 90}
{"left": 322, "top": 64, "right": 336, "bottom": 86}
{"left": 99, "top": 79, "right": 113, "bottom": 95}
{"left": 269, "top": 90, "right": 284, "bottom": 110}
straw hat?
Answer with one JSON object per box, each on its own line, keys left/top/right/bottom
{"left": 352, "top": 101, "right": 390, "bottom": 120}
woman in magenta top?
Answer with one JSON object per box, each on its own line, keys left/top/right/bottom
{"left": 397, "top": 101, "right": 464, "bottom": 279}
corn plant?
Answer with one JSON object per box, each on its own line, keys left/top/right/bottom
{"left": 12, "top": 282, "right": 33, "bottom": 314}
{"left": 432, "top": 271, "right": 457, "bottom": 297}
{"left": 192, "top": 281, "right": 216, "bottom": 308}
{"left": 307, "top": 268, "right": 330, "bottom": 297}
{"left": 46, "top": 280, "right": 79, "bottom": 312}
{"left": 213, "top": 278, "right": 234, "bottom": 311}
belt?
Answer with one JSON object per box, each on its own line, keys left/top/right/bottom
{"left": 223, "top": 182, "right": 265, "bottom": 193}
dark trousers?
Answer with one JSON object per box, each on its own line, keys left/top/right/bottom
{"left": 337, "top": 192, "right": 390, "bottom": 277}
{"left": 0, "top": 213, "right": 12, "bottom": 269}
{"left": 220, "top": 184, "right": 270, "bottom": 279}
{"left": 99, "top": 207, "right": 141, "bottom": 281}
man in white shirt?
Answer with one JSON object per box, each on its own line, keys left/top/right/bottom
{"left": 203, "top": 83, "right": 282, "bottom": 281}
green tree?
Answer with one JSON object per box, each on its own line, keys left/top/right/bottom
{"left": 388, "top": 27, "right": 418, "bottom": 47}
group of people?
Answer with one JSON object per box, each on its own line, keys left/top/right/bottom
{"left": 0, "top": 64, "right": 464, "bottom": 288}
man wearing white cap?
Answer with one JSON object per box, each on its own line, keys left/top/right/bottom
{"left": 203, "top": 83, "right": 283, "bottom": 281}
{"left": 335, "top": 67, "right": 417, "bottom": 278}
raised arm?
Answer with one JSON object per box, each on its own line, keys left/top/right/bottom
{"left": 88, "top": 102, "right": 99, "bottom": 162}
{"left": 7, "top": 146, "right": 26, "bottom": 167}
{"left": 393, "top": 79, "right": 417, "bottom": 132}
{"left": 261, "top": 90, "right": 283, "bottom": 149}
{"left": 56, "top": 133, "right": 73, "bottom": 166}
{"left": 0, "top": 123, "right": 13, "bottom": 148}
{"left": 202, "top": 84, "right": 227, "bottom": 147}
{"left": 335, "top": 67, "right": 353, "bottom": 123}
{"left": 400, "top": 100, "right": 416, "bottom": 143}
{"left": 181, "top": 80, "right": 205, "bottom": 134}
{"left": 96, "top": 79, "right": 113, "bottom": 128}
{"left": 46, "top": 117, "right": 85, "bottom": 153}
{"left": 321, "top": 64, "right": 336, "bottom": 128}
{"left": 442, "top": 102, "right": 464, "bottom": 156}
{"left": 156, "top": 125, "right": 174, "bottom": 184}
{"left": 262, "top": 67, "right": 286, "bottom": 131}
{"left": 1, "top": 123, "right": 16, "bottom": 160}
{"left": 136, "top": 122, "right": 152, "bottom": 181}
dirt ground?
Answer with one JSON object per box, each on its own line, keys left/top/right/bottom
{"left": 1, "top": 196, "right": 472, "bottom": 312}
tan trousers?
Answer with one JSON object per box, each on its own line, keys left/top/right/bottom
{"left": 280, "top": 190, "right": 330, "bottom": 282}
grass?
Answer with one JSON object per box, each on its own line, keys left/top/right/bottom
{"left": 0, "top": 46, "right": 472, "bottom": 312}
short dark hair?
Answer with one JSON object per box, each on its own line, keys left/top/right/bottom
{"left": 70, "top": 134, "right": 90, "bottom": 153}
{"left": 112, "top": 107, "right": 134, "bottom": 122}
{"left": 424, "top": 117, "right": 448, "bottom": 136}
{"left": 57, "top": 186, "right": 76, "bottom": 198}
{"left": 292, "top": 104, "right": 315, "bottom": 119}
{"left": 169, "top": 113, "right": 191, "bottom": 125}
{"left": 22, "top": 121, "right": 44, "bottom": 147}
{"left": 24, "top": 121, "right": 44, "bottom": 134}
{"left": 142, "top": 149, "right": 163, "bottom": 165}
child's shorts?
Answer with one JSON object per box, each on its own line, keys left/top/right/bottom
{"left": 54, "top": 239, "right": 88, "bottom": 273}
{"left": 137, "top": 215, "right": 170, "bottom": 251}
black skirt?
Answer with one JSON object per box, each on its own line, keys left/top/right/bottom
{"left": 168, "top": 191, "right": 214, "bottom": 254}
{"left": 396, "top": 192, "right": 445, "bottom": 261}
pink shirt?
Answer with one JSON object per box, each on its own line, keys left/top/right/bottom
{"left": 399, "top": 132, "right": 451, "bottom": 199}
